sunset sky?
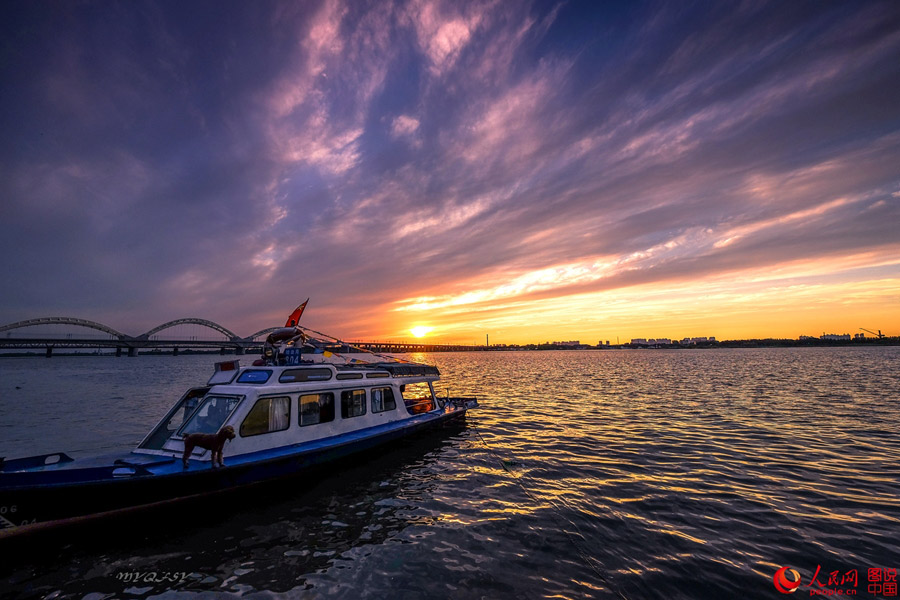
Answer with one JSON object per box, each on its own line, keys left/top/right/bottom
{"left": 2, "top": 1, "right": 899, "bottom": 344}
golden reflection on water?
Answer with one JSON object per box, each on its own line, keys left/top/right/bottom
{"left": 423, "top": 347, "right": 900, "bottom": 592}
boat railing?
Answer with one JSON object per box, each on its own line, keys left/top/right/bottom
{"left": 434, "top": 388, "right": 478, "bottom": 410}
{"left": 447, "top": 396, "right": 478, "bottom": 409}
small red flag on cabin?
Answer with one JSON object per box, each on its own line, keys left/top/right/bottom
{"left": 285, "top": 299, "right": 309, "bottom": 327}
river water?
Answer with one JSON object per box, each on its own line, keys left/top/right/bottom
{"left": 1, "top": 348, "right": 899, "bottom": 599}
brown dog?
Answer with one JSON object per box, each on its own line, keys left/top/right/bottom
{"left": 182, "top": 425, "right": 236, "bottom": 468}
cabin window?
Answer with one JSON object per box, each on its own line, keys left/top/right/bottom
{"left": 279, "top": 368, "right": 333, "bottom": 383}
{"left": 178, "top": 396, "right": 241, "bottom": 436}
{"left": 241, "top": 396, "right": 291, "bottom": 437}
{"left": 401, "top": 382, "right": 435, "bottom": 414}
{"left": 371, "top": 387, "right": 396, "bottom": 413}
{"left": 341, "top": 389, "right": 367, "bottom": 418}
{"left": 336, "top": 372, "right": 363, "bottom": 380}
{"left": 237, "top": 369, "right": 272, "bottom": 384}
{"left": 366, "top": 372, "right": 390, "bottom": 378}
{"left": 299, "top": 392, "right": 335, "bottom": 426}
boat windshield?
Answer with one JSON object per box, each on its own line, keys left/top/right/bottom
{"left": 178, "top": 395, "right": 241, "bottom": 436}
{"left": 138, "top": 387, "right": 209, "bottom": 450}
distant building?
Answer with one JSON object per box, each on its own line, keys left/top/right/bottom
{"left": 821, "top": 333, "right": 851, "bottom": 341}
{"left": 551, "top": 340, "right": 581, "bottom": 347}
{"left": 630, "top": 338, "right": 673, "bottom": 346}
{"left": 630, "top": 336, "right": 717, "bottom": 346}
{"left": 799, "top": 335, "right": 817, "bottom": 341}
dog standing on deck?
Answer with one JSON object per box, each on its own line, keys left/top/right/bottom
{"left": 182, "top": 425, "right": 236, "bottom": 468}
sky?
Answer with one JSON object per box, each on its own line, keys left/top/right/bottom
{"left": 1, "top": 0, "right": 899, "bottom": 345}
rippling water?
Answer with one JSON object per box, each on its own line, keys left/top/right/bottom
{"left": 1, "top": 348, "right": 899, "bottom": 599}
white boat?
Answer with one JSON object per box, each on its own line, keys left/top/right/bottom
{"left": 0, "top": 324, "right": 477, "bottom": 538}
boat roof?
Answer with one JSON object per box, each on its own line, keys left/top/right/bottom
{"left": 208, "top": 360, "right": 440, "bottom": 388}
{"left": 353, "top": 362, "right": 440, "bottom": 377}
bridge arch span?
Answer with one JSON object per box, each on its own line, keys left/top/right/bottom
{"left": 0, "top": 317, "right": 126, "bottom": 339}
{"left": 247, "top": 327, "right": 280, "bottom": 341}
{"left": 140, "top": 318, "right": 238, "bottom": 341}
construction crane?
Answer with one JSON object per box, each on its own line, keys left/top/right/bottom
{"left": 860, "top": 328, "right": 885, "bottom": 338}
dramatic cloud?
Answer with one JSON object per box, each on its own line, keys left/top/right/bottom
{"left": 1, "top": 0, "right": 899, "bottom": 342}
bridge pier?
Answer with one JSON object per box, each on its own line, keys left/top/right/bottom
{"left": 236, "top": 347, "right": 244, "bottom": 355}
{"left": 220, "top": 347, "right": 227, "bottom": 355}
{"left": 173, "top": 347, "right": 179, "bottom": 356}
{"left": 45, "top": 346, "right": 53, "bottom": 358}
{"left": 115, "top": 347, "right": 122, "bottom": 357}
{"left": 128, "top": 347, "right": 137, "bottom": 357}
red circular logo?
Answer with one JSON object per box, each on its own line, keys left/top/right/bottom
{"left": 774, "top": 567, "right": 802, "bottom": 594}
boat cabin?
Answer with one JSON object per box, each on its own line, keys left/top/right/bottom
{"left": 134, "top": 361, "right": 446, "bottom": 462}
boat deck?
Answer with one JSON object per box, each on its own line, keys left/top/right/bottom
{"left": 0, "top": 402, "right": 472, "bottom": 486}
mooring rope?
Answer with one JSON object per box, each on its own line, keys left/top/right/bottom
{"left": 467, "top": 418, "right": 630, "bottom": 600}
{"left": 297, "top": 325, "right": 428, "bottom": 366}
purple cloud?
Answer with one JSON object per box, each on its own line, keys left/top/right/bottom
{"left": 1, "top": 0, "right": 899, "bottom": 340}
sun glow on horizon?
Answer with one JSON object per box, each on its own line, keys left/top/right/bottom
{"left": 376, "top": 258, "right": 900, "bottom": 344}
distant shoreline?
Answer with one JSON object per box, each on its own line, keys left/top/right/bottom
{"left": 1, "top": 338, "right": 898, "bottom": 358}
{"left": 488, "top": 338, "right": 900, "bottom": 351}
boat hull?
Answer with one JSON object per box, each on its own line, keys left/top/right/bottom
{"left": 0, "top": 408, "right": 469, "bottom": 539}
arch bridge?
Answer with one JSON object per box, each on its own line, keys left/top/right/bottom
{"left": 0, "top": 316, "right": 260, "bottom": 357}
{"left": 139, "top": 318, "right": 240, "bottom": 341}
{"left": 0, "top": 317, "right": 127, "bottom": 339}
{"left": 0, "top": 316, "right": 485, "bottom": 356}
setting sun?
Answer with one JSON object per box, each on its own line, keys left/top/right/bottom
{"left": 410, "top": 326, "right": 433, "bottom": 338}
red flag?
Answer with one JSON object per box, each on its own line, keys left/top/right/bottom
{"left": 284, "top": 298, "right": 309, "bottom": 327}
